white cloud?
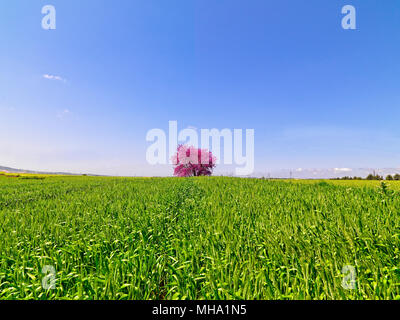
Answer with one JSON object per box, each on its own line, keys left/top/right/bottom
{"left": 334, "top": 168, "right": 352, "bottom": 172}
{"left": 57, "top": 109, "right": 71, "bottom": 119}
{"left": 43, "top": 74, "right": 67, "bottom": 82}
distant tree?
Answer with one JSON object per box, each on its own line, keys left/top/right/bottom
{"left": 172, "top": 145, "right": 217, "bottom": 177}
{"left": 366, "top": 173, "right": 383, "bottom": 180}
{"left": 386, "top": 175, "right": 394, "bottom": 181}
{"left": 394, "top": 174, "right": 400, "bottom": 181}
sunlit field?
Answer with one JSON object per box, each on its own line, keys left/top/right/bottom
{"left": 1, "top": 175, "right": 400, "bottom": 299}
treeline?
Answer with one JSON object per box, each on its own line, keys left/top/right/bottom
{"left": 334, "top": 174, "right": 400, "bottom": 181}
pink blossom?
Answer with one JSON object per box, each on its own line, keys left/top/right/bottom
{"left": 172, "top": 145, "right": 217, "bottom": 177}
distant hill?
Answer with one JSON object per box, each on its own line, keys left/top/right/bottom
{"left": 2, "top": 165, "right": 400, "bottom": 179}
{"left": 0, "top": 165, "right": 83, "bottom": 176}
{"left": 251, "top": 168, "right": 400, "bottom": 179}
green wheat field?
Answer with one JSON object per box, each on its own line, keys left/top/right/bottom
{"left": 1, "top": 174, "right": 400, "bottom": 300}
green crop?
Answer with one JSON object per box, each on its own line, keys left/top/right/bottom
{"left": 1, "top": 176, "right": 400, "bottom": 300}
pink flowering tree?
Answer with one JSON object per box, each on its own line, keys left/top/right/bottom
{"left": 172, "top": 145, "right": 217, "bottom": 177}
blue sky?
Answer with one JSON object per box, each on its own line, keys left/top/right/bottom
{"left": 0, "top": 0, "right": 399, "bottom": 176}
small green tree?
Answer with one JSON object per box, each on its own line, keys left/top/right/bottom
{"left": 394, "top": 174, "right": 400, "bottom": 181}
{"left": 386, "top": 175, "right": 394, "bottom": 181}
